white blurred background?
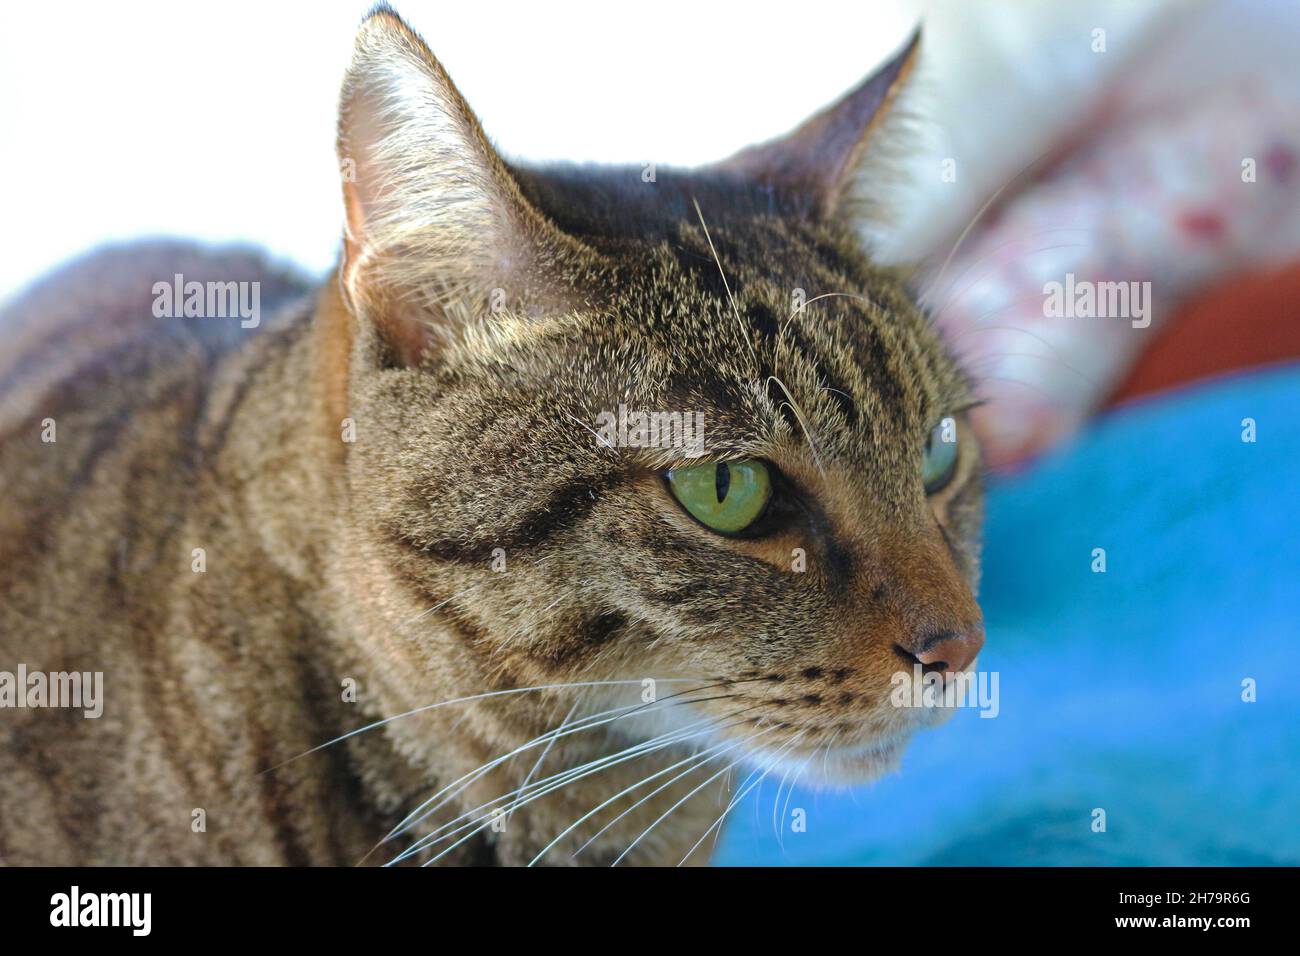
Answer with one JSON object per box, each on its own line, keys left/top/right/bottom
{"left": 1, "top": 0, "right": 1189, "bottom": 303}
{"left": 0, "top": 0, "right": 924, "bottom": 300}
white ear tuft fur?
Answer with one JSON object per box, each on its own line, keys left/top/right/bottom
{"left": 336, "top": 6, "right": 581, "bottom": 362}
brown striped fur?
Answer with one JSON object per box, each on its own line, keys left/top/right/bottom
{"left": 0, "top": 5, "right": 982, "bottom": 865}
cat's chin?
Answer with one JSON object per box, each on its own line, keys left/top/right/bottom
{"left": 815, "top": 735, "right": 913, "bottom": 787}
{"left": 742, "top": 701, "right": 961, "bottom": 788}
{"left": 745, "top": 731, "right": 916, "bottom": 790}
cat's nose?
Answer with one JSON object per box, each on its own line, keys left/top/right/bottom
{"left": 897, "top": 626, "right": 984, "bottom": 675}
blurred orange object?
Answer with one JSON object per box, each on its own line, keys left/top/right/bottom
{"left": 1107, "top": 261, "right": 1300, "bottom": 406}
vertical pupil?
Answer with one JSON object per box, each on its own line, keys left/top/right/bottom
{"left": 715, "top": 461, "right": 731, "bottom": 504}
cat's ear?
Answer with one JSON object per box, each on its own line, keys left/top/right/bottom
{"left": 714, "top": 31, "right": 920, "bottom": 225}
{"left": 337, "top": 5, "right": 586, "bottom": 365}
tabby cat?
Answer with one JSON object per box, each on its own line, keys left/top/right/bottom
{"left": 0, "top": 4, "right": 984, "bottom": 866}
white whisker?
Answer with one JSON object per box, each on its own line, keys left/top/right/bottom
{"left": 820, "top": 728, "right": 842, "bottom": 786}
{"left": 509, "top": 701, "right": 577, "bottom": 821}
{"left": 676, "top": 732, "right": 807, "bottom": 866}
{"left": 767, "top": 374, "right": 824, "bottom": 475}
{"left": 529, "top": 733, "right": 751, "bottom": 866}
{"left": 393, "top": 709, "right": 751, "bottom": 866}
{"left": 565, "top": 412, "right": 616, "bottom": 449}
{"left": 382, "top": 683, "right": 736, "bottom": 845}
{"left": 563, "top": 722, "right": 775, "bottom": 864}
{"left": 778, "top": 291, "right": 872, "bottom": 342}
{"left": 259, "top": 678, "right": 696, "bottom": 776}
{"left": 693, "top": 197, "right": 758, "bottom": 367}
{"left": 612, "top": 729, "right": 805, "bottom": 866}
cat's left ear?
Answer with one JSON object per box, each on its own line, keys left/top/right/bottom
{"left": 336, "top": 5, "right": 591, "bottom": 366}
{"left": 713, "top": 31, "right": 921, "bottom": 225}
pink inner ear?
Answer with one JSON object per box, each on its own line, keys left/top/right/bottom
{"left": 339, "top": 151, "right": 431, "bottom": 367}
{"left": 715, "top": 31, "right": 920, "bottom": 219}
{"left": 335, "top": 11, "right": 600, "bottom": 369}
{"left": 377, "top": 300, "right": 438, "bottom": 368}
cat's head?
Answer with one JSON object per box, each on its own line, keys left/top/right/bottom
{"left": 332, "top": 5, "right": 983, "bottom": 785}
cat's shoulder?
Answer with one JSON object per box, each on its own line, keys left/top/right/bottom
{"left": 0, "top": 240, "right": 313, "bottom": 422}
{"left": 2, "top": 241, "right": 309, "bottom": 374}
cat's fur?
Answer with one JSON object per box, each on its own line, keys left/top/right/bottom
{"left": 0, "top": 5, "right": 983, "bottom": 865}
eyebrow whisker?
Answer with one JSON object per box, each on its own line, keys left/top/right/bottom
{"left": 693, "top": 197, "right": 759, "bottom": 368}
{"left": 767, "top": 374, "right": 824, "bottom": 476}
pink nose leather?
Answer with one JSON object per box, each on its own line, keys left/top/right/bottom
{"left": 909, "top": 627, "right": 984, "bottom": 674}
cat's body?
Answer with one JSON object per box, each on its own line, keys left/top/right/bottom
{"left": 0, "top": 242, "right": 738, "bottom": 865}
{"left": 0, "top": 243, "right": 372, "bottom": 864}
{"left": 0, "top": 7, "right": 984, "bottom": 866}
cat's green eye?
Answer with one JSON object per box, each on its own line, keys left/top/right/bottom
{"left": 667, "top": 459, "right": 772, "bottom": 535}
{"left": 922, "top": 419, "right": 959, "bottom": 494}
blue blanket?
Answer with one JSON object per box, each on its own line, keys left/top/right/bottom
{"left": 716, "top": 365, "right": 1300, "bottom": 865}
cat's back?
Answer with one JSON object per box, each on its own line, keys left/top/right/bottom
{"left": 0, "top": 242, "right": 313, "bottom": 863}
{"left": 0, "top": 241, "right": 311, "bottom": 572}
{"left": 0, "top": 240, "right": 310, "bottom": 419}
